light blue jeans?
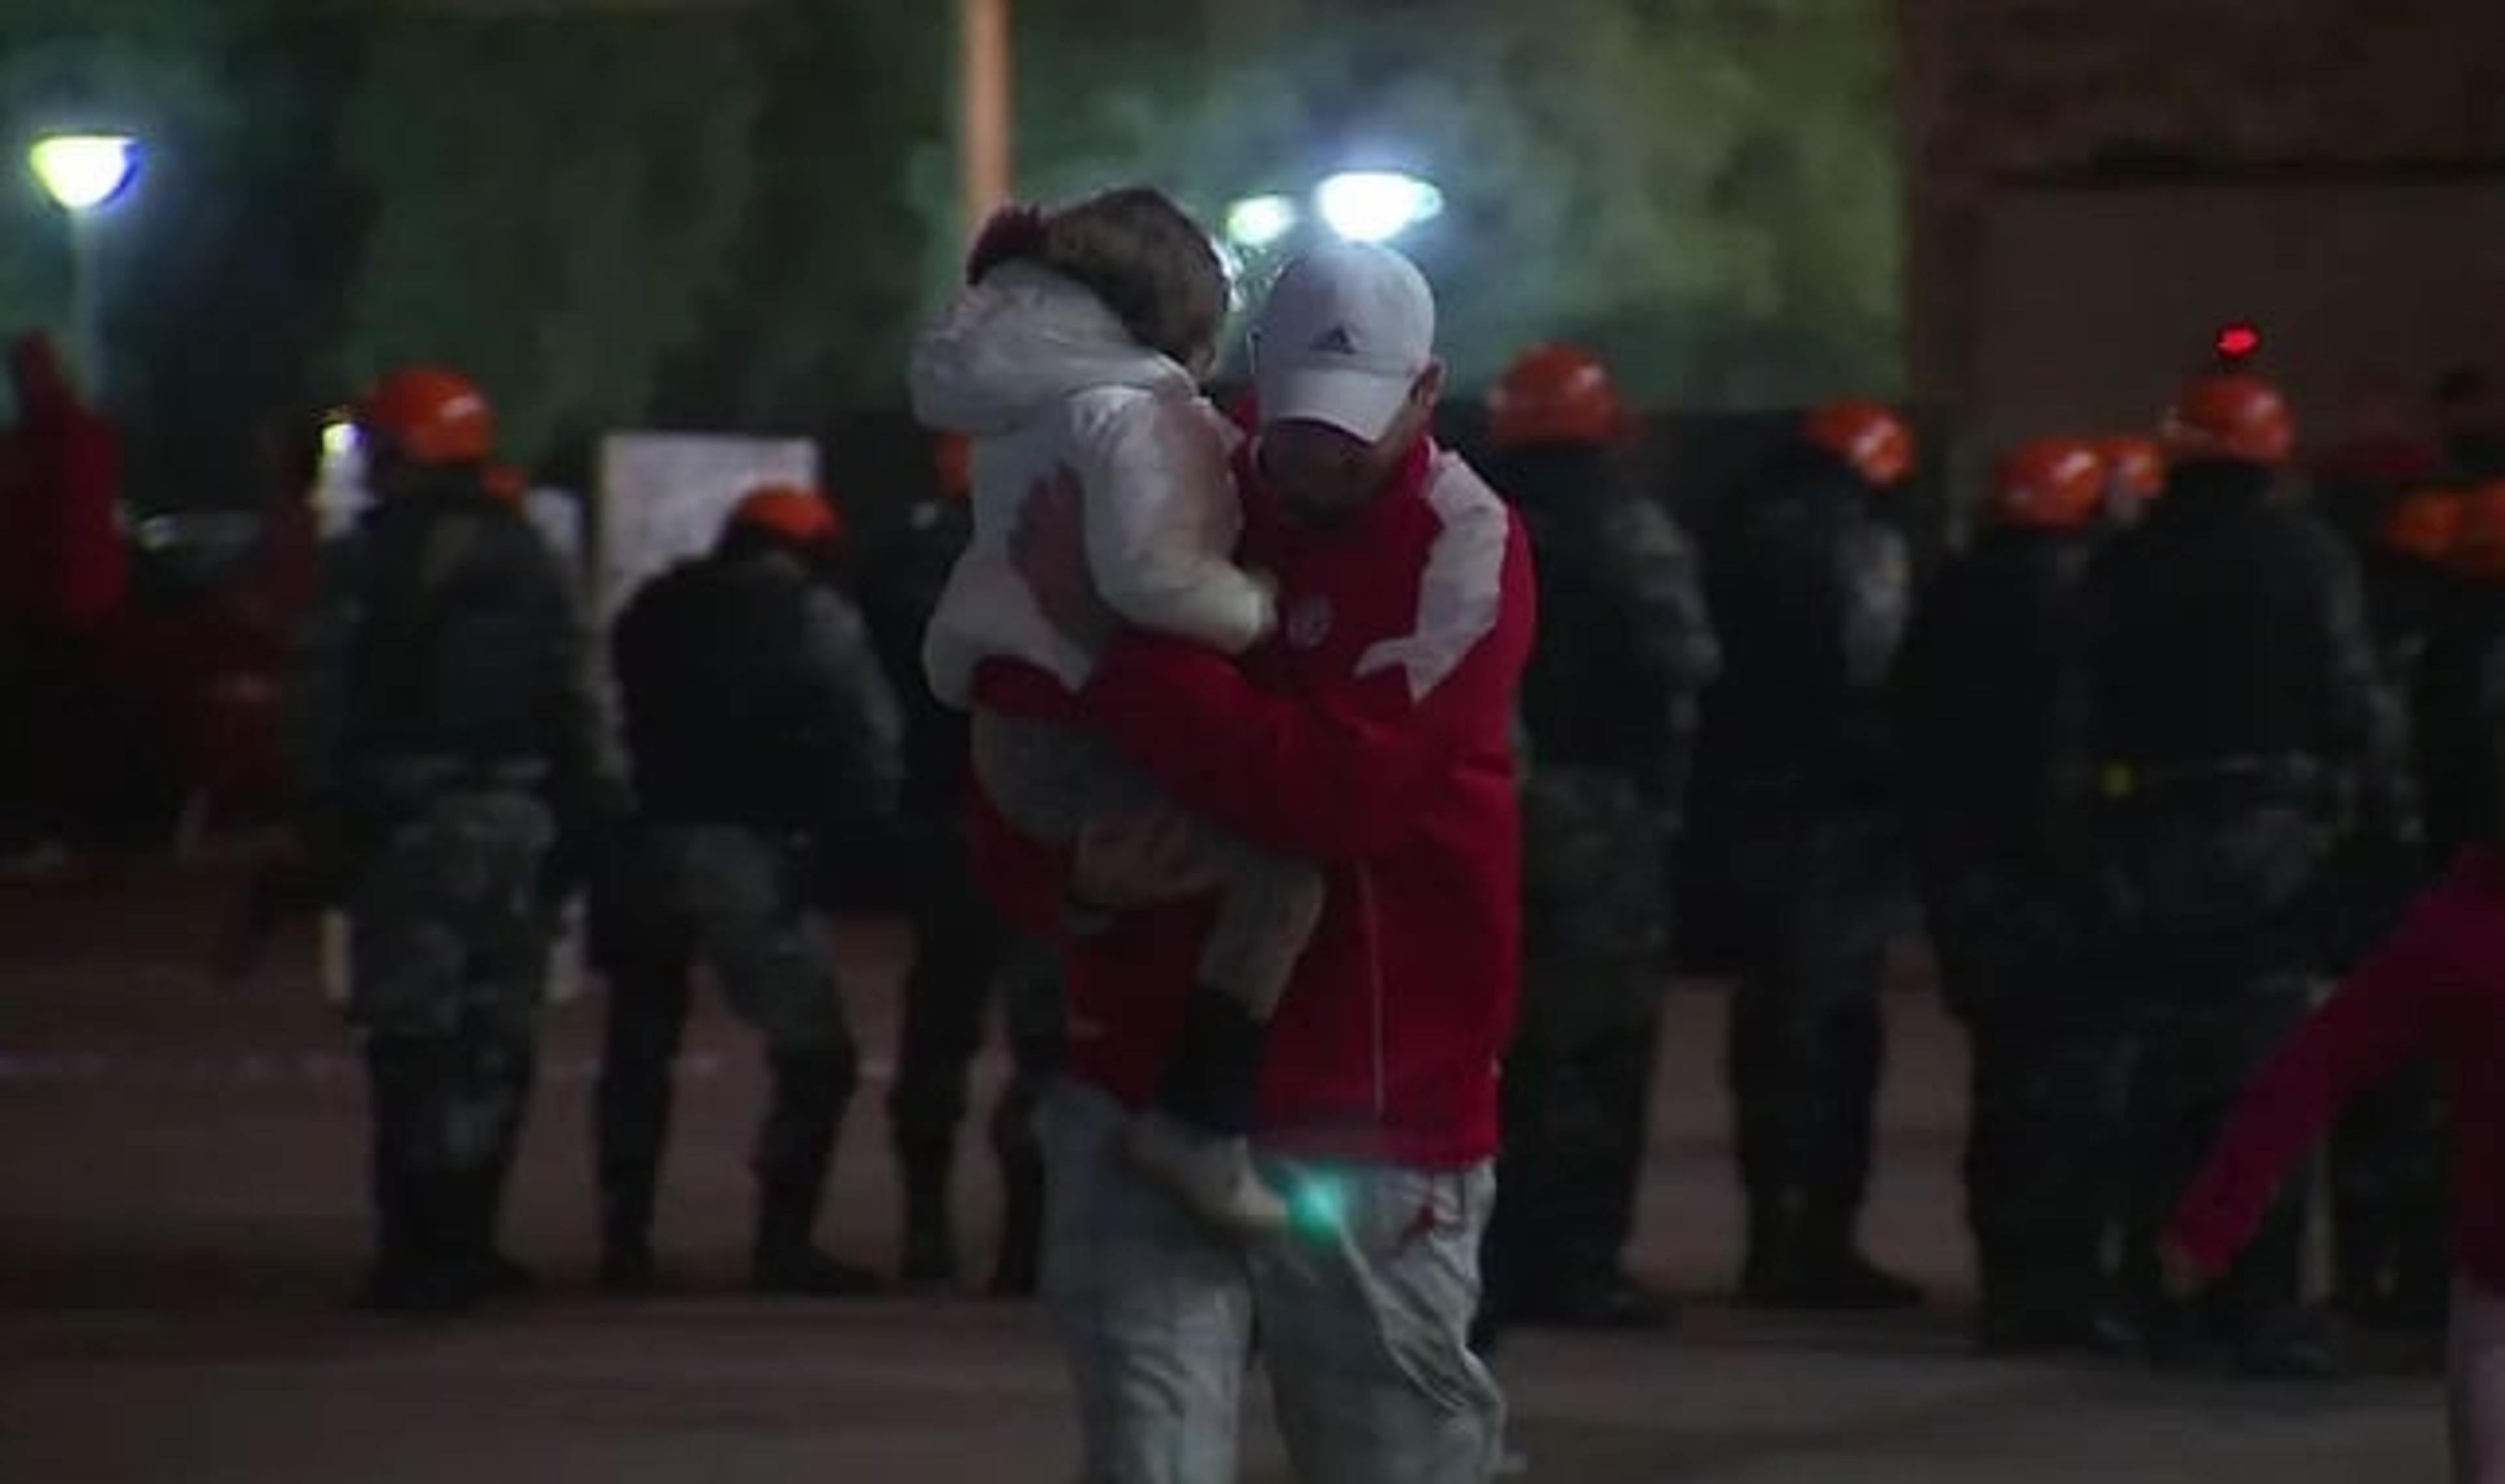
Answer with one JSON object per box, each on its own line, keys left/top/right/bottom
{"left": 1037, "top": 1079, "right": 1505, "bottom": 1484}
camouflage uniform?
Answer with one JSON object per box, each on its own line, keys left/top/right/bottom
{"left": 289, "top": 481, "right": 620, "bottom": 1312}
{"left": 2324, "top": 541, "right": 2457, "bottom": 1330}
{"left": 1898, "top": 522, "right": 2125, "bottom": 1349}
{"left": 2086, "top": 459, "right": 2414, "bottom": 1373}
{"left": 1478, "top": 442, "right": 1719, "bottom": 1334}
{"left": 1696, "top": 441, "right": 1919, "bottom": 1307}
{"left": 592, "top": 544, "right": 902, "bottom": 1293}
{"left": 861, "top": 492, "right": 1063, "bottom": 1294}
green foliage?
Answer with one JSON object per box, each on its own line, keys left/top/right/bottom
{"left": 334, "top": 13, "right": 762, "bottom": 464}
{"left": 1002, "top": 0, "right": 1904, "bottom": 406}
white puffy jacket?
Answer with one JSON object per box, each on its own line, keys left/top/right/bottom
{"left": 909, "top": 262, "right": 1275, "bottom": 709}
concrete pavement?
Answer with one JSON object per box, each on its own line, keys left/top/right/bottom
{"left": 0, "top": 864, "right": 2444, "bottom": 1481}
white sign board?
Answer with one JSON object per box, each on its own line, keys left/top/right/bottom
{"left": 593, "top": 432, "right": 819, "bottom": 627}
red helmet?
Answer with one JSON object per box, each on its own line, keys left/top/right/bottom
{"left": 1487, "top": 344, "right": 1625, "bottom": 450}
{"left": 2162, "top": 374, "right": 2294, "bottom": 468}
{"left": 727, "top": 483, "right": 843, "bottom": 546}
{"left": 2449, "top": 484, "right": 2505, "bottom": 580}
{"left": 2379, "top": 487, "right": 2466, "bottom": 565}
{"left": 2095, "top": 435, "right": 2167, "bottom": 504}
{"left": 1989, "top": 439, "right": 2107, "bottom": 531}
{"left": 1803, "top": 400, "right": 1916, "bottom": 488}
{"left": 359, "top": 367, "right": 494, "bottom": 466}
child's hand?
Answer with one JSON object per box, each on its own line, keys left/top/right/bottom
{"left": 2157, "top": 1239, "right": 2211, "bottom": 1301}
{"left": 1011, "top": 466, "right": 1116, "bottom": 653}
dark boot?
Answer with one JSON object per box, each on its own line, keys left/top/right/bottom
{"left": 1741, "top": 1198, "right": 1922, "bottom": 1311}
{"left": 897, "top": 1145, "right": 961, "bottom": 1291}
{"left": 357, "top": 1038, "right": 442, "bottom": 1313}
{"left": 598, "top": 1160, "right": 663, "bottom": 1295}
{"left": 990, "top": 1147, "right": 1044, "bottom": 1299}
{"left": 451, "top": 1037, "right": 538, "bottom": 1300}
{"left": 596, "top": 1061, "right": 671, "bottom": 1294}
{"left": 1738, "top": 1200, "right": 1785, "bottom": 1303}
{"left": 751, "top": 1048, "right": 882, "bottom": 1297}
{"left": 1508, "top": 1271, "right": 1678, "bottom": 1331}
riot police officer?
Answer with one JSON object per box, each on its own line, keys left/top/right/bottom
{"left": 866, "top": 433, "right": 1062, "bottom": 1296}
{"left": 2089, "top": 373, "right": 2413, "bottom": 1377}
{"left": 1899, "top": 438, "right": 2127, "bottom": 1351}
{"left": 1476, "top": 346, "right": 1720, "bottom": 1337}
{"left": 1699, "top": 399, "right": 1924, "bottom": 1309}
{"left": 288, "top": 367, "right": 622, "bottom": 1314}
{"left": 592, "top": 484, "right": 902, "bottom": 1296}
{"left": 2324, "top": 485, "right": 2466, "bottom": 1334}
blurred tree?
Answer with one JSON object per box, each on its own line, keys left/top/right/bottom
{"left": 999, "top": 0, "right": 1903, "bottom": 406}
{"left": 334, "top": 13, "right": 761, "bottom": 467}
{"left": 651, "top": 1, "right": 954, "bottom": 431}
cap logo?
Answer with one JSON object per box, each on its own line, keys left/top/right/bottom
{"left": 1310, "top": 325, "right": 1358, "bottom": 356}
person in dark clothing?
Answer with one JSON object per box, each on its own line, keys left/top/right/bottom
{"left": 1698, "top": 399, "right": 1924, "bottom": 1309}
{"left": 1474, "top": 346, "right": 1720, "bottom": 1341}
{"left": 2328, "top": 487, "right": 2465, "bottom": 1333}
{"left": 1900, "top": 438, "right": 2131, "bottom": 1353}
{"left": 2087, "top": 372, "right": 2415, "bottom": 1378}
{"left": 590, "top": 484, "right": 903, "bottom": 1297}
{"left": 288, "top": 367, "right": 624, "bottom": 1314}
{"left": 865, "top": 434, "right": 1063, "bottom": 1296}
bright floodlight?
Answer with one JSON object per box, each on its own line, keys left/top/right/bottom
{"left": 30, "top": 134, "right": 138, "bottom": 211}
{"left": 1225, "top": 194, "right": 1301, "bottom": 250}
{"left": 1314, "top": 170, "right": 1444, "bottom": 244}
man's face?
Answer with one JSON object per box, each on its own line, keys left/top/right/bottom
{"left": 1257, "top": 365, "right": 1442, "bottom": 518}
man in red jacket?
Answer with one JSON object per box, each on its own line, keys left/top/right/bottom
{"left": 979, "top": 239, "right": 1534, "bottom": 1483}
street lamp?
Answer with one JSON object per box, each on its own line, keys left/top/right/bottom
{"left": 28, "top": 133, "right": 140, "bottom": 400}
{"left": 1224, "top": 194, "right": 1301, "bottom": 251}
{"left": 1314, "top": 170, "right": 1443, "bottom": 245}
{"left": 30, "top": 134, "right": 138, "bottom": 211}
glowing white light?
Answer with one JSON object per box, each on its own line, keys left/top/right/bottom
{"left": 1224, "top": 193, "right": 1301, "bottom": 250}
{"left": 1314, "top": 170, "right": 1443, "bottom": 244}
{"left": 320, "top": 416, "right": 359, "bottom": 459}
{"left": 29, "top": 135, "right": 138, "bottom": 212}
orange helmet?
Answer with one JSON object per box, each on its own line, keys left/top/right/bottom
{"left": 2378, "top": 487, "right": 2466, "bottom": 565}
{"left": 2162, "top": 374, "right": 2294, "bottom": 468}
{"left": 1803, "top": 400, "right": 1916, "bottom": 488}
{"left": 932, "top": 433, "right": 972, "bottom": 502}
{"left": 358, "top": 367, "right": 494, "bottom": 466}
{"left": 481, "top": 464, "right": 527, "bottom": 504}
{"left": 1988, "top": 438, "right": 2107, "bottom": 531}
{"left": 727, "top": 483, "right": 843, "bottom": 546}
{"left": 2448, "top": 483, "right": 2505, "bottom": 580}
{"left": 2095, "top": 435, "right": 2167, "bottom": 504}
{"left": 1487, "top": 344, "right": 1625, "bottom": 449}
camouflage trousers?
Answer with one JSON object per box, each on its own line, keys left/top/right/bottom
{"left": 1723, "top": 805, "right": 1902, "bottom": 1231}
{"left": 346, "top": 787, "right": 556, "bottom": 1183}
{"left": 2331, "top": 1059, "right": 2450, "bottom": 1325}
{"left": 2118, "top": 974, "right": 2318, "bottom": 1339}
{"left": 1928, "top": 862, "right": 2131, "bottom": 1320}
{"left": 588, "top": 823, "right": 860, "bottom": 1249}
{"left": 1485, "top": 768, "right": 1670, "bottom": 1309}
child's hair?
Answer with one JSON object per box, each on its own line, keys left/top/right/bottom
{"left": 965, "top": 187, "right": 1229, "bottom": 369}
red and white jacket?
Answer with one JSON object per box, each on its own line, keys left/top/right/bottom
{"left": 971, "top": 436, "right": 1536, "bottom": 1168}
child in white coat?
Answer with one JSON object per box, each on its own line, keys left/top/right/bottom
{"left": 911, "top": 189, "right": 1320, "bottom": 1236}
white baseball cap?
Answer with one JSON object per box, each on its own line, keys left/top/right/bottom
{"left": 1250, "top": 240, "right": 1436, "bottom": 442}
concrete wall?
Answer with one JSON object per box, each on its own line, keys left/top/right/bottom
{"left": 1967, "top": 176, "right": 2505, "bottom": 457}
{"left": 1905, "top": 0, "right": 2505, "bottom": 407}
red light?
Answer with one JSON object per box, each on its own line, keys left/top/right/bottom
{"left": 2216, "top": 323, "right": 2262, "bottom": 359}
